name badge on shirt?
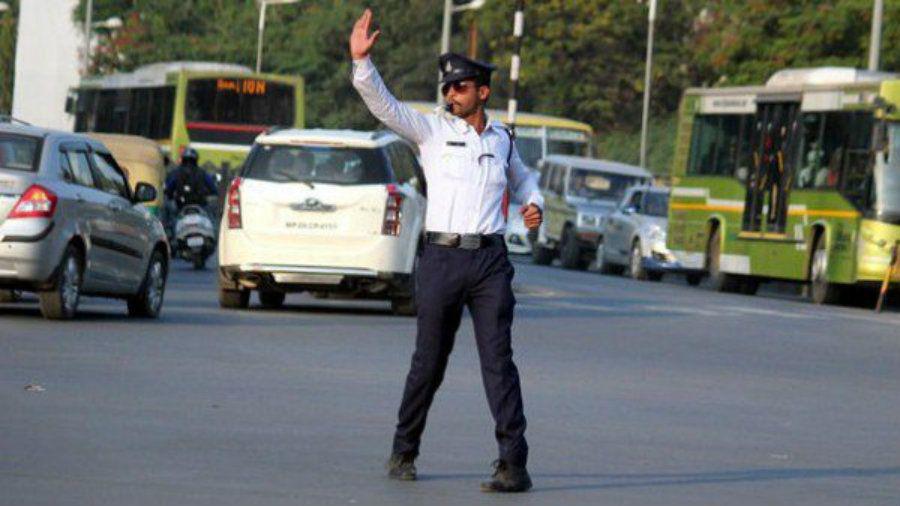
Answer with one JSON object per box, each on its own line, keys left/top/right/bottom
{"left": 446, "top": 141, "right": 466, "bottom": 147}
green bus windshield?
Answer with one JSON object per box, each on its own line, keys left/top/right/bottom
{"left": 186, "top": 78, "right": 295, "bottom": 126}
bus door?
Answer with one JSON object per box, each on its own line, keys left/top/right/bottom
{"left": 743, "top": 101, "right": 801, "bottom": 234}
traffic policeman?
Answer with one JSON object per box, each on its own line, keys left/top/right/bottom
{"left": 350, "top": 9, "right": 543, "bottom": 493}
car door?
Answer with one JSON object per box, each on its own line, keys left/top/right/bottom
{"left": 87, "top": 148, "right": 148, "bottom": 292}
{"left": 59, "top": 143, "right": 112, "bottom": 291}
{"left": 608, "top": 190, "right": 643, "bottom": 263}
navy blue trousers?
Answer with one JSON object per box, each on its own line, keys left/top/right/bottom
{"left": 392, "top": 241, "right": 528, "bottom": 467}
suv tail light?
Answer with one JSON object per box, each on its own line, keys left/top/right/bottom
{"left": 382, "top": 184, "right": 404, "bottom": 236}
{"left": 227, "top": 177, "right": 242, "bottom": 229}
{"left": 7, "top": 185, "right": 58, "bottom": 219}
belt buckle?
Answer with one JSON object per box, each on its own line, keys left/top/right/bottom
{"left": 459, "top": 235, "right": 482, "bottom": 250}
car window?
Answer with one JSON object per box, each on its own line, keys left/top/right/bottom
{"left": 628, "top": 191, "right": 643, "bottom": 211}
{"left": 388, "top": 143, "right": 416, "bottom": 183}
{"left": 642, "top": 192, "right": 669, "bottom": 217}
{"left": 244, "top": 144, "right": 391, "bottom": 185}
{"left": 0, "top": 134, "right": 40, "bottom": 172}
{"left": 91, "top": 152, "right": 129, "bottom": 198}
{"left": 64, "top": 150, "right": 96, "bottom": 188}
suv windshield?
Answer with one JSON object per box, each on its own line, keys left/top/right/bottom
{"left": 568, "top": 168, "right": 641, "bottom": 201}
{"left": 642, "top": 192, "right": 669, "bottom": 217}
{"left": 244, "top": 144, "right": 391, "bottom": 185}
{"left": 0, "top": 134, "right": 40, "bottom": 172}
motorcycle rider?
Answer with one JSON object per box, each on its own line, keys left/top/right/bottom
{"left": 164, "top": 146, "right": 218, "bottom": 211}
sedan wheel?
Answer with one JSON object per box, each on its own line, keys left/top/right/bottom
{"left": 128, "top": 251, "right": 167, "bottom": 318}
{"left": 629, "top": 241, "right": 648, "bottom": 281}
{"left": 39, "top": 245, "right": 83, "bottom": 319}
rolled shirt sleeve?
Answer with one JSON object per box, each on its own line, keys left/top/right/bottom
{"left": 507, "top": 144, "right": 544, "bottom": 211}
{"left": 351, "top": 57, "right": 433, "bottom": 145}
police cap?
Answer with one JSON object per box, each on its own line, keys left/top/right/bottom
{"left": 439, "top": 52, "right": 496, "bottom": 86}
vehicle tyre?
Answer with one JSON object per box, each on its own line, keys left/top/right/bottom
{"left": 0, "top": 289, "right": 21, "bottom": 303}
{"left": 192, "top": 254, "right": 206, "bottom": 270}
{"left": 259, "top": 290, "right": 286, "bottom": 309}
{"left": 647, "top": 271, "right": 664, "bottom": 282}
{"left": 629, "top": 240, "right": 649, "bottom": 281}
{"left": 560, "top": 229, "right": 586, "bottom": 270}
{"left": 740, "top": 277, "right": 760, "bottom": 296}
{"left": 531, "top": 242, "right": 555, "bottom": 266}
{"left": 706, "top": 228, "right": 741, "bottom": 293}
{"left": 127, "top": 250, "right": 167, "bottom": 318}
{"left": 38, "top": 244, "right": 83, "bottom": 320}
{"left": 686, "top": 273, "right": 703, "bottom": 286}
{"left": 219, "top": 287, "right": 250, "bottom": 309}
{"left": 596, "top": 240, "right": 616, "bottom": 275}
{"left": 809, "top": 236, "right": 841, "bottom": 304}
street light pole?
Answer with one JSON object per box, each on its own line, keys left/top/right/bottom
{"left": 83, "top": 0, "right": 93, "bottom": 75}
{"left": 256, "top": 0, "right": 300, "bottom": 74}
{"left": 868, "top": 0, "right": 884, "bottom": 71}
{"left": 256, "top": 0, "right": 268, "bottom": 73}
{"left": 639, "top": 0, "right": 657, "bottom": 170}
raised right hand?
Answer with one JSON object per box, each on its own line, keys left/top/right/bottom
{"left": 349, "top": 9, "right": 381, "bottom": 60}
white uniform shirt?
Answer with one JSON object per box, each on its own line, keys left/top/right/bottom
{"left": 352, "top": 57, "right": 544, "bottom": 235}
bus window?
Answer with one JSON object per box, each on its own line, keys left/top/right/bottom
{"left": 687, "top": 114, "right": 748, "bottom": 177}
{"left": 548, "top": 139, "right": 588, "bottom": 157}
{"left": 515, "top": 136, "right": 542, "bottom": 169}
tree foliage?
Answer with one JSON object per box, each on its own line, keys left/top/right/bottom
{"left": 0, "top": 0, "right": 19, "bottom": 115}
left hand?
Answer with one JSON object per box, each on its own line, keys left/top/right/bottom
{"left": 519, "top": 204, "right": 542, "bottom": 230}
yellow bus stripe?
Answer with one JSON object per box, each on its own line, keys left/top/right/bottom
{"left": 670, "top": 203, "right": 860, "bottom": 219}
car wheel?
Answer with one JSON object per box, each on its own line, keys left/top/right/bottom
{"left": 706, "top": 228, "right": 740, "bottom": 293}
{"left": 219, "top": 288, "right": 250, "bottom": 309}
{"left": 629, "top": 240, "right": 649, "bottom": 281}
{"left": 647, "top": 271, "right": 664, "bottom": 282}
{"left": 531, "top": 241, "right": 555, "bottom": 266}
{"left": 809, "top": 237, "right": 841, "bottom": 304}
{"left": 686, "top": 273, "right": 703, "bottom": 286}
{"left": 192, "top": 254, "right": 206, "bottom": 270}
{"left": 38, "top": 244, "right": 83, "bottom": 320}
{"left": 560, "top": 230, "right": 586, "bottom": 270}
{"left": 259, "top": 290, "right": 286, "bottom": 309}
{"left": 127, "top": 250, "right": 167, "bottom": 318}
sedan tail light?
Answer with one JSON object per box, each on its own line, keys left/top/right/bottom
{"left": 227, "top": 177, "right": 242, "bottom": 229}
{"left": 7, "top": 185, "right": 58, "bottom": 219}
{"left": 382, "top": 184, "right": 404, "bottom": 236}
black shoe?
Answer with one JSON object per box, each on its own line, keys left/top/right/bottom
{"left": 480, "top": 459, "right": 532, "bottom": 493}
{"left": 386, "top": 453, "right": 417, "bottom": 481}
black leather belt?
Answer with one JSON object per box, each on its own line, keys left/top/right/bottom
{"left": 425, "top": 232, "right": 505, "bottom": 250}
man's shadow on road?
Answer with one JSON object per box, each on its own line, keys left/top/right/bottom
{"left": 418, "top": 465, "right": 900, "bottom": 493}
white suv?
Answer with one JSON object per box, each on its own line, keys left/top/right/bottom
{"left": 217, "top": 129, "right": 426, "bottom": 315}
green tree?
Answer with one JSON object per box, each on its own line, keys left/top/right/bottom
{"left": 0, "top": 0, "right": 18, "bottom": 115}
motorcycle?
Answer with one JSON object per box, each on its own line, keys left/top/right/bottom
{"left": 173, "top": 205, "right": 217, "bottom": 270}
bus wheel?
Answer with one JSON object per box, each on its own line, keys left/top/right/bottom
{"left": 532, "top": 241, "right": 555, "bottom": 266}
{"left": 740, "top": 277, "right": 760, "bottom": 295}
{"left": 686, "top": 273, "right": 703, "bottom": 286}
{"left": 707, "top": 228, "right": 741, "bottom": 293}
{"left": 809, "top": 238, "right": 841, "bottom": 304}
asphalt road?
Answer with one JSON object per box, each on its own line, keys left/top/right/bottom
{"left": 2, "top": 256, "right": 899, "bottom": 506}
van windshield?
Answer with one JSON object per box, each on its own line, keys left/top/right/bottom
{"left": 568, "top": 168, "right": 641, "bottom": 201}
{"left": 244, "top": 144, "right": 391, "bottom": 185}
{"left": 0, "top": 134, "right": 40, "bottom": 172}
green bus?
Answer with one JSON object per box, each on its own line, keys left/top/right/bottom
{"left": 668, "top": 67, "right": 900, "bottom": 303}
{"left": 69, "top": 61, "right": 305, "bottom": 172}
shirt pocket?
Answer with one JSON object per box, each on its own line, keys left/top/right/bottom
{"left": 483, "top": 156, "right": 507, "bottom": 190}
{"left": 440, "top": 149, "right": 470, "bottom": 180}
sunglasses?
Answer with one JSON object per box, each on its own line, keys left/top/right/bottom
{"left": 441, "top": 80, "right": 477, "bottom": 95}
